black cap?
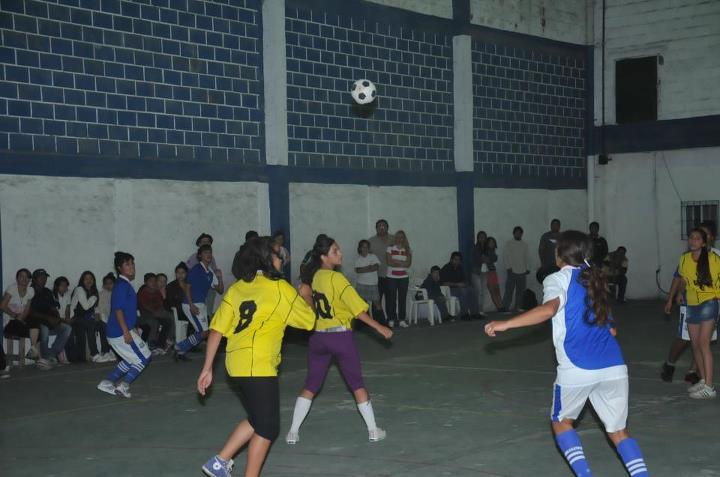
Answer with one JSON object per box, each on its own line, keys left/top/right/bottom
{"left": 195, "top": 233, "right": 213, "bottom": 246}
{"left": 32, "top": 268, "right": 50, "bottom": 278}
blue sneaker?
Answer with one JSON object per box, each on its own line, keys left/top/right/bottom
{"left": 202, "top": 455, "right": 234, "bottom": 477}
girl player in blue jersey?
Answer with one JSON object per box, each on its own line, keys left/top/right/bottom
{"left": 485, "top": 231, "right": 649, "bottom": 477}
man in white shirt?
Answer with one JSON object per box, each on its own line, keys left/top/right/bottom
{"left": 502, "top": 226, "right": 530, "bottom": 312}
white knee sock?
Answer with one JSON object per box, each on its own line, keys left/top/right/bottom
{"left": 357, "top": 400, "right": 377, "bottom": 431}
{"left": 289, "top": 397, "right": 313, "bottom": 433}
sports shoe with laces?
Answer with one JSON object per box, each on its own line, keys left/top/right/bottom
{"left": 368, "top": 428, "right": 386, "bottom": 442}
{"left": 286, "top": 430, "right": 299, "bottom": 445}
{"left": 115, "top": 382, "right": 132, "bottom": 398}
{"left": 202, "top": 455, "right": 234, "bottom": 477}
{"left": 688, "top": 379, "right": 706, "bottom": 393}
{"left": 97, "top": 380, "right": 116, "bottom": 396}
{"left": 689, "top": 384, "right": 717, "bottom": 400}
{"left": 398, "top": 321, "right": 409, "bottom": 328}
{"left": 660, "top": 362, "right": 675, "bottom": 382}
{"left": 91, "top": 354, "right": 104, "bottom": 363}
{"left": 684, "top": 371, "right": 700, "bottom": 385}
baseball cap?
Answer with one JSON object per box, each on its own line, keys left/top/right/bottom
{"left": 32, "top": 268, "right": 50, "bottom": 278}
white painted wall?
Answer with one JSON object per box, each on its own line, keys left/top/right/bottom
{"left": 288, "top": 182, "right": 458, "bottom": 285}
{"left": 365, "top": 0, "right": 453, "bottom": 19}
{"left": 470, "top": 0, "right": 589, "bottom": 44}
{"left": 0, "top": 175, "right": 270, "bottom": 291}
{"left": 474, "top": 187, "right": 588, "bottom": 301}
{"left": 591, "top": 147, "right": 720, "bottom": 299}
{"left": 593, "top": 0, "right": 720, "bottom": 123}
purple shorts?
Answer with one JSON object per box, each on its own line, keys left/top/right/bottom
{"left": 304, "top": 330, "right": 365, "bottom": 393}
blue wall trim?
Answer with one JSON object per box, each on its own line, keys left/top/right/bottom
{"left": 591, "top": 114, "right": 720, "bottom": 155}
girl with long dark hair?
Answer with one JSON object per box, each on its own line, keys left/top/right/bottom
{"left": 485, "top": 230, "right": 648, "bottom": 476}
{"left": 286, "top": 235, "right": 393, "bottom": 445}
{"left": 71, "top": 271, "right": 113, "bottom": 363}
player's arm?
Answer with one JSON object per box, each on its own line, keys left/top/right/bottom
{"left": 214, "top": 269, "right": 224, "bottom": 294}
{"left": 664, "top": 276, "right": 683, "bottom": 314}
{"left": 485, "top": 298, "right": 560, "bottom": 337}
{"left": 115, "top": 309, "right": 132, "bottom": 344}
{"left": 355, "top": 311, "right": 392, "bottom": 339}
{"left": 197, "top": 329, "right": 223, "bottom": 396}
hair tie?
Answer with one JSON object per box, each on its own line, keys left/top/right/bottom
{"left": 583, "top": 259, "right": 591, "bottom": 268}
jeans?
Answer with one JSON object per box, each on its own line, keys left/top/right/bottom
{"left": 450, "top": 286, "right": 476, "bottom": 316}
{"left": 470, "top": 273, "right": 487, "bottom": 313}
{"left": 376, "top": 277, "right": 391, "bottom": 325}
{"left": 138, "top": 312, "right": 173, "bottom": 348}
{"left": 40, "top": 323, "right": 72, "bottom": 359}
{"left": 73, "top": 319, "right": 110, "bottom": 358}
{"left": 502, "top": 271, "right": 527, "bottom": 311}
{"left": 611, "top": 275, "right": 627, "bottom": 302}
{"left": 386, "top": 277, "right": 409, "bottom": 323}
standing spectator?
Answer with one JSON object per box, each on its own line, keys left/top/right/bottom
{"left": 354, "top": 240, "right": 386, "bottom": 323}
{"left": 440, "top": 252, "right": 477, "bottom": 319}
{"left": 187, "top": 233, "right": 221, "bottom": 314}
{"left": 1, "top": 268, "right": 41, "bottom": 363}
{"left": 606, "top": 247, "right": 629, "bottom": 303}
{"left": 29, "top": 269, "right": 71, "bottom": 368}
{"left": 538, "top": 219, "right": 561, "bottom": 282}
{"left": 484, "top": 237, "right": 503, "bottom": 311}
{"left": 71, "top": 271, "right": 113, "bottom": 363}
{"left": 368, "top": 219, "right": 395, "bottom": 326}
{"left": 420, "top": 266, "right": 451, "bottom": 321}
{"left": 137, "top": 273, "right": 173, "bottom": 354}
{"left": 231, "top": 230, "right": 261, "bottom": 280}
{"left": 589, "top": 222, "right": 609, "bottom": 265}
{"left": 385, "top": 230, "right": 411, "bottom": 328}
{"left": 502, "top": 227, "right": 530, "bottom": 312}
{"left": 272, "top": 230, "right": 291, "bottom": 279}
{"left": 471, "top": 231, "right": 490, "bottom": 317}
{"left": 165, "top": 262, "right": 189, "bottom": 322}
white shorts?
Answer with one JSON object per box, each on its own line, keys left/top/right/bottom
{"left": 551, "top": 377, "right": 629, "bottom": 433}
{"left": 182, "top": 303, "right": 208, "bottom": 333}
{"left": 107, "top": 330, "right": 151, "bottom": 366}
{"left": 678, "top": 305, "right": 718, "bottom": 341}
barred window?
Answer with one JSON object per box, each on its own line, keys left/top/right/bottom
{"left": 681, "top": 201, "right": 719, "bottom": 239}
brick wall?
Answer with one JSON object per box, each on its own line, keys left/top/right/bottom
{"left": 0, "top": 0, "right": 263, "bottom": 164}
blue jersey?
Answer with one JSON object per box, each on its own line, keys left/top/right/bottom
{"left": 185, "top": 263, "right": 215, "bottom": 304}
{"left": 106, "top": 276, "right": 137, "bottom": 339}
{"left": 543, "top": 266, "right": 626, "bottom": 385}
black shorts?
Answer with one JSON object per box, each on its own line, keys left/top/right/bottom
{"left": 232, "top": 376, "right": 280, "bottom": 441}
{"left": 3, "top": 319, "right": 39, "bottom": 338}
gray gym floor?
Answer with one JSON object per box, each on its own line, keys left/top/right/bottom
{"left": 1, "top": 301, "right": 718, "bottom": 476}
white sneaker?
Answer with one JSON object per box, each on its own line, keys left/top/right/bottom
{"left": 688, "top": 379, "right": 706, "bottom": 393}
{"left": 388, "top": 321, "right": 395, "bottom": 328}
{"left": 97, "top": 380, "right": 117, "bottom": 396}
{"left": 286, "top": 431, "right": 299, "bottom": 445}
{"left": 36, "top": 358, "right": 53, "bottom": 370}
{"left": 398, "top": 321, "right": 409, "bottom": 328}
{"left": 690, "top": 384, "right": 717, "bottom": 400}
{"left": 91, "top": 354, "right": 103, "bottom": 363}
{"left": 368, "top": 428, "right": 386, "bottom": 442}
{"left": 0, "top": 366, "right": 10, "bottom": 379}
{"left": 115, "top": 382, "right": 132, "bottom": 398}
{"left": 103, "top": 352, "right": 117, "bottom": 362}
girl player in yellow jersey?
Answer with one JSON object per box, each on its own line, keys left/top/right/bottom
{"left": 286, "top": 235, "right": 393, "bottom": 445}
{"left": 197, "top": 237, "right": 316, "bottom": 477}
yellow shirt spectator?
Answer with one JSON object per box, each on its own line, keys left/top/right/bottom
{"left": 312, "top": 269, "right": 369, "bottom": 331}
{"left": 678, "top": 251, "right": 720, "bottom": 306}
{"left": 211, "top": 274, "right": 315, "bottom": 377}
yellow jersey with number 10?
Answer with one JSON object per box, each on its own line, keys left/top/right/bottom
{"left": 311, "top": 269, "right": 369, "bottom": 331}
{"left": 210, "top": 274, "right": 315, "bottom": 377}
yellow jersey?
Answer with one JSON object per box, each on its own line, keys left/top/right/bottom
{"left": 311, "top": 269, "right": 369, "bottom": 331}
{"left": 210, "top": 274, "right": 315, "bottom": 377}
{"left": 678, "top": 251, "right": 720, "bottom": 306}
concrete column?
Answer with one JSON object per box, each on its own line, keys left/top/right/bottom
{"left": 262, "top": 0, "right": 288, "bottom": 166}
{"left": 453, "top": 35, "right": 473, "bottom": 172}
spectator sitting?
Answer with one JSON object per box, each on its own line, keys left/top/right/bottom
{"left": 1, "top": 268, "right": 41, "bottom": 362}
{"left": 71, "top": 271, "right": 114, "bottom": 363}
{"left": 272, "top": 230, "right": 291, "bottom": 279}
{"left": 440, "top": 252, "right": 478, "bottom": 319}
{"left": 52, "top": 276, "right": 72, "bottom": 363}
{"left": 605, "top": 246, "right": 629, "bottom": 304}
{"left": 137, "top": 273, "right": 173, "bottom": 354}
{"left": 420, "top": 266, "right": 450, "bottom": 321}
{"left": 97, "top": 273, "right": 114, "bottom": 324}
{"left": 165, "top": 262, "right": 189, "bottom": 323}
{"left": 187, "top": 233, "right": 221, "bottom": 314}
{"left": 157, "top": 273, "right": 168, "bottom": 301}
{"left": 29, "top": 269, "right": 72, "bottom": 369}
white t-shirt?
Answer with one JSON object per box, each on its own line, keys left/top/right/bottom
{"left": 355, "top": 254, "right": 380, "bottom": 286}
{"left": 386, "top": 246, "right": 410, "bottom": 279}
{"left": 4, "top": 283, "right": 35, "bottom": 315}
{"left": 55, "top": 291, "right": 72, "bottom": 320}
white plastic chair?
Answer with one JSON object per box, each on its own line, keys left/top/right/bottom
{"left": 171, "top": 307, "right": 189, "bottom": 343}
{"left": 409, "top": 286, "right": 439, "bottom": 326}
{"left": 440, "top": 286, "right": 461, "bottom": 317}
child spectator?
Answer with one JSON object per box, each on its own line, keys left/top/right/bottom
{"left": 385, "top": 230, "right": 411, "bottom": 328}
{"left": 440, "top": 252, "right": 476, "bottom": 319}
{"left": 52, "top": 276, "right": 72, "bottom": 363}
{"left": 420, "top": 266, "right": 450, "bottom": 321}
{"left": 71, "top": 271, "right": 114, "bottom": 363}
{"left": 137, "top": 273, "right": 173, "bottom": 354}
{"left": 354, "top": 240, "right": 386, "bottom": 324}
{"left": 165, "top": 262, "right": 189, "bottom": 322}
{"left": 97, "top": 273, "right": 115, "bottom": 325}
{"left": 30, "top": 269, "right": 71, "bottom": 368}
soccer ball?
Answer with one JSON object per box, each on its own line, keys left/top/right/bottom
{"left": 350, "top": 79, "right": 377, "bottom": 105}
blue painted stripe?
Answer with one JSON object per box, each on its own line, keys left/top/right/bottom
{"left": 552, "top": 384, "right": 562, "bottom": 421}
{"left": 129, "top": 341, "right": 149, "bottom": 366}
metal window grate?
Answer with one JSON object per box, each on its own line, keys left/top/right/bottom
{"left": 681, "top": 201, "right": 719, "bottom": 239}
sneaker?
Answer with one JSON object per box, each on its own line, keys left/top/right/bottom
{"left": 684, "top": 371, "right": 700, "bottom": 385}
{"left": 97, "top": 380, "right": 117, "bottom": 396}
{"left": 25, "top": 347, "right": 40, "bottom": 360}
{"left": 57, "top": 352, "right": 70, "bottom": 365}
{"left": 0, "top": 366, "right": 10, "bottom": 379}
{"left": 103, "top": 352, "right": 117, "bottom": 362}
{"left": 151, "top": 347, "right": 166, "bottom": 356}
{"left": 174, "top": 350, "right": 191, "bottom": 362}
{"left": 388, "top": 321, "right": 395, "bottom": 328}
{"left": 660, "top": 362, "right": 675, "bottom": 382}
{"left": 398, "top": 320, "right": 409, "bottom": 328}
{"left": 368, "top": 428, "right": 386, "bottom": 442}
{"left": 115, "top": 382, "right": 132, "bottom": 399}
{"left": 202, "top": 455, "right": 234, "bottom": 477}
{"left": 286, "top": 430, "right": 299, "bottom": 445}
{"left": 36, "top": 358, "right": 53, "bottom": 370}
{"left": 689, "top": 384, "right": 717, "bottom": 400}
{"left": 688, "top": 379, "right": 706, "bottom": 393}
{"left": 91, "top": 354, "right": 104, "bottom": 363}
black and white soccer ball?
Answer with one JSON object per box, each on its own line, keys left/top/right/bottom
{"left": 350, "top": 79, "right": 377, "bottom": 105}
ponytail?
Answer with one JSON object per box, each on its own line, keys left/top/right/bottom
{"left": 299, "top": 234, "right": 334, "bottom": 285}
{"left": 696, "top": 246, "right": 712, "bottom": 288}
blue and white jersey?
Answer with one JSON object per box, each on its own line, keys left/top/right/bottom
{"left": 106, "top": 275, "right": 137, "bottom": 339}
{"left": 184, "top": 262, "right": 217, "bottom": 304}
{"left": 544, "top": 266, "right": 627, "bottom": 385}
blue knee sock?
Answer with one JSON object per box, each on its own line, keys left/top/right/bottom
{"left": 123, "top": 362, "right": 146, "bottom": 384}
{"left": 616, "top": 438, "right": 648, "bottom": 476}
{"left": 175, "top": 332, "right": 203, "bottom": 354}
{"left": 107, "top": 360, "right": 130, "bottom": 382}
{"left": 555, "top": 429, "right": 592, "bottom": 476}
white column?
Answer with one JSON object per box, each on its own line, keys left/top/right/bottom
{"left": 453, "top": 35, "right": 473, "bottom": 172}
{"left": 262, "top": 0, "right": 288, "bottom": 166}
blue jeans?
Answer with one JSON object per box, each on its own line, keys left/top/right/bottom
{"left": 40, "top": 323, "right": 72, "bottom": 359}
